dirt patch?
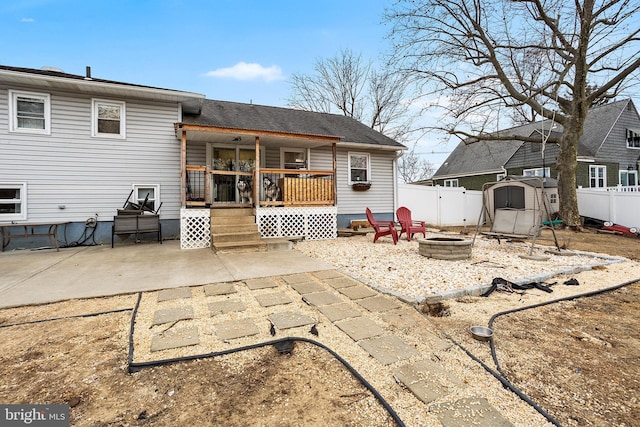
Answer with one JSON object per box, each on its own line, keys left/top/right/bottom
{"left": 0, "top": 312, "right": 395, "bottom": 426}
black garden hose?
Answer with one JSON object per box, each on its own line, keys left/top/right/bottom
{"left": 127, "top": 293, "right": 406, "bottom": 427}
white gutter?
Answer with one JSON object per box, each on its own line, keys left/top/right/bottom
{"left": 393, "top": 150, "right": 404, "bottom": 216}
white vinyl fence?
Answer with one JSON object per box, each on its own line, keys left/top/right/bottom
{"left": 577, "top": 188, "right": 640, "bottom": 230}
{"left": 397, "top": 184, "right": 483, "bottom": 227}
{"left": 399, "top": 184, "right": 640, "bottom": 230}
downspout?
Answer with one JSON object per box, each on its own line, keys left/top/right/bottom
{"left": 393, "top": 150, "right": 404, "bottom": 216}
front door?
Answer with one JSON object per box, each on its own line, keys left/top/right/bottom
{"left": 210, "top": 146, "right": 258, "bottom": 205}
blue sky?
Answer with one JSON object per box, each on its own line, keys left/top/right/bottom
{"left": 0, "top": 0, "right": 456, "bottom": 167}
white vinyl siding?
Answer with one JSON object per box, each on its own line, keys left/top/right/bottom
{"left": 0, "top": 86, "right": 182, "bottom": 222}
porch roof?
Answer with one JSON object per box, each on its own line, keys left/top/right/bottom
{"left": 178, "top": 99, "right": 406, "bottom": 150}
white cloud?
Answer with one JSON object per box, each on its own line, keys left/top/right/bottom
{"left": 203, "top": 62, "right": 284, "bottom": 82}
{"left": 21, "top": 17, "right": 35, "bottom": 22}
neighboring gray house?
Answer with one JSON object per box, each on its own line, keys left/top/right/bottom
{"left": 1, "top": 65, "right": 405, "bottom": 250}
{"left": 432, "top": 99, "right": 640, "bottom": 191}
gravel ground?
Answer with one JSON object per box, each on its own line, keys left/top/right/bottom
{"left": 294, "top": 231, "right": 620, "bottom": 303}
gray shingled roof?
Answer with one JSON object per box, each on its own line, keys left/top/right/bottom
{"left": 433, "top": 99, "right": 631, "bottom": 179}
{"left": 182, "top": 99, "right": 406, "bottom": 148}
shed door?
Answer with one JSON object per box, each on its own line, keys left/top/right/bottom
{"left": 494, "top": 185, "right": 525, "bottom": 209}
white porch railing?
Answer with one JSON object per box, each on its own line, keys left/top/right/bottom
{"left": 605, "top": 185, "right": 640, "bottom": 192}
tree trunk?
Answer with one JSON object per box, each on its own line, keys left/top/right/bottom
{"left": 557, "top": 120, "right": 583, "bottom": 228}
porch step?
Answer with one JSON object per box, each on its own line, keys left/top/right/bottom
{"left": 210, "top": 216, "right": 256, "bottom": 227}
{"left": 211, "top": 231, "right": 262, "bottom": 243}
{"left": 212, "top": 240, "right": 267, "bottom": 254}
{"left": 209, "top": 207, "right": 273, "bottom": 254}
{"left": 210, "top": 208, "right": 255, "bottom": 218}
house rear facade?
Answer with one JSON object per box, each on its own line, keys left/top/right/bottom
{"left": 0, "top": 65, "right": 405, "bottom": 250}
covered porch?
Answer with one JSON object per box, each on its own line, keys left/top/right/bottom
{"left": 175, "top": 123, "right": 341, "bottom": 245}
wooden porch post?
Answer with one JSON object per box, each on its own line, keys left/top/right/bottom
{"left": 332, "top": 142, "right": 337, "bottom": 206}
{"left": 254, "top": 136, "right": 260, "bottom": 206}
{"left": 180, "top": 130, "right": 187, "bottom": 207}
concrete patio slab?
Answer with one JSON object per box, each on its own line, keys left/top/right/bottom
{"left": 301, "top": 291, "right": 343, "bottom": 307}
{"left": 317, "top": 303, "right": 362, "bottom": 322}
{"left": 335, "top": 317, "right": 385, "bottom": 341}
{"left": 208, "top": 299, "right": 246, "bottom": 315}
{"left": 429, "top": 397, "right": 514, "bottom": 427}
{"left": 358, "top": 335, "right": 420, "bottom": 365}
{"left": 255, "top": 292, "right": 292, "bottom": 307}
{"left": 217, "top": 251, "right": 333, "bottom": 280}
{"left": 214, "top": 318, "right": 260, "bottom": 340}
{"left": 244, "top": 277, "right": 279, "bottom": 290}
{"left": 150, "top": 326, "right": 200, "bottom": 352}
{"left": 157, "top": 287, "right": 192, "bottom": 302}
{"left": 338, "top": 284, "right": 378, "bottom": 300}
{"left": 289, "top": 281, "right": 325, "bottom": 295}
{"left": 269, "top": 311, "right": 315, "bottom": 330}
{"left": 204, "top": 282, "right": 237, "bottom": 296}
{"left": 152, "top": 307, "right": 194, "bottom": 325}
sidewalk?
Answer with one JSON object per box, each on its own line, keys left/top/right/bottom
{"left": 0, "top": 240, "right": 333, "bottom": 308}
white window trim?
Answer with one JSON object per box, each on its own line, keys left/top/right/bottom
{"left": 131, "top": 184, "right": 160, "bottom": 212}
{"left": 523, "top": 167, "right": 551, "bottom": 177}
{"left": 348, "top": 152, "right": 371, "bottom": 184}
{"left": 0, "top": 182, "right": 27, "bottom": 221}
{"left": 496, "top": 173, "right": 506, "bottom": 181}
{"left": 444, "top": 179, "right": 459, "bottom": 187}
{"left": 8, "top": 90, "right": 51, "bottom": 135}
{"left": 589, "top": 165, "right": 607, "bottom": 188}
{"left": 280, "top": 147, "right": 309, "bottom": 169}
{"left": 91, "top": 98, "right": 126, "bottom": 139}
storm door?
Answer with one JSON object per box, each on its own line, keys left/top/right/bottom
{"left": 210, "top": 146, "right": 261, "bottom": 205}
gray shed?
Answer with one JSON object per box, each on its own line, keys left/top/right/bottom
{"left": 484, "top": 176, "right": 559, "bottom": 224}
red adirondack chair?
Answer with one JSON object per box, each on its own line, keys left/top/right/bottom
{"left": 396, "top": 206, "right": 426, "bottom": 241}
{"left": 365, "top": 208, "right": 398, "bottom": 244}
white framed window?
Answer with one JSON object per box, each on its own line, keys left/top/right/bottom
{"left": 589, "top": 165, "right": 607, "bottom": 188}
{"left": 523, "top": 167, "right": 551, "bottom": 177}
{"left": 444, "top": 179, "right": 459, "bottom": 187}
{"left": 620, "top": 170, "right": 638, "bottom": 186}
{"left": 496, "top": 173, "right": 506, "bottom": 181}
{"left": 92, "top": 99, "right": 126, "bottom": 138}
{"left": 281, "top": 148, "right": 308, "bottom": 170}
{"left": 626, "top": 129, "right": 640, "bottom": 148}
{"left": 348, "top": 152, "right": 370, "bottom": 184}
{"left": 8, "top": 90, "right": 51, "bottom": 134}
{"left": 0, "top": 183, "right": 27, "bottom": 221}
{"left": 131, "top": 184, "right": 160, "bottom": 212}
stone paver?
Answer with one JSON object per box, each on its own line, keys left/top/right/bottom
{"left": 269, "top": 311, "right": 315, "bottom": 330}
{"left": 214, "top": 319, "right": 259, "bottom": 340}
{"left": 358, "top": 335, "right": 420, "bottom": 365}
{"left": 208, "top": 299, "right": 246, "bottom": 315}
{"left": 317, "top": 303, "right": 362, "bottom": 322}
{"left": 150, "top": 326, "right": 199, "bottom": 352}
{"left": 311, "top": 270, "right": 344, "bottom": 280}
{"left": 335, "top": 317, "right": 385, "bottom": 341}
{"left": 157, "top": 287, "right": 192, "bottom": 302}
{"left": 152, "top": 307, "right": 194, "bottom": 325}
{"left": 393, "top": 359, "right": 462, "bottom": 404}
{"left": 429, "top": 397, "right": 514, "bottom": 427}
{"left": 338, "top": 284, "right": 378, "bottom": 300}
{"left": 323, "top": 276, "right": 360, "bottom": 289}
{"left": 302, "top": 291, "right": 343, "bottom": 307}
{"left": 357, "top": 295, "right": 402, "bottom": 312}
{"left": 204, "top": 282, "right": 237, "bottom": 296}
{"left": 244, "top": 277, "right": 279, "bottom": 290}
{"left": 290, "top": 281, "right": 325, "bottom": 294}
{"left": 281, "top": 273, "right": 311, "bottom": 284}
{"left": 255, "top": 292, "right": 292, "bottom": 307}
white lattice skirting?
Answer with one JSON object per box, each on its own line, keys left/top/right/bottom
{"left": 180, "top": 208, "right": 211, "bottom": 249}
{"left": 257, "top": 206, "right": 337, "bottom": 240}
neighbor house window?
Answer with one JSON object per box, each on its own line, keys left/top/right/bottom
{"left": 0, "top": 183, "right": 27, "bottom": 221}
{"left": 523, "top": 167, "right": 551, "bottom": 178}
{"left": 620, "top": 170, "right": 638, "bottom": 187}
{"left": 348, "top": 152, "right": 370, "bottom": 183}
{"left": 132, "top": 185, "right": 159, "bottom": 212}
{"left": 444, "top": 179, "right": 459, "bottom": 187}
{"left": 9, "top": 90, "right": 51, "bottom": 134}
{"left": 92, "top": 99, "right": 126, "bottom": 138}
{"left": 626, "top": 129, "right": 640, "bottom": 148}
{"left": 496, "top": 173, "right": 506, "bottom": 181}
{"left": 549, "top": 193, "right": 557, "bottom": 204}
{"left": 589, "top": 165, "right": 606, "bottom": 188}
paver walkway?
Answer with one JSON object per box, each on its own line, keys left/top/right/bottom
{"left": 134, "top": 270, "right": 513, "bottom": 426}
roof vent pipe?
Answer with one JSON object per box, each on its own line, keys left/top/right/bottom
{"left": 85, "top": 66, "right": 92, "bottom": 79}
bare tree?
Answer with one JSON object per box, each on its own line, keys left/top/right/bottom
{"left": 386, "top": 0, "right": 640, "bottom": 227}
{"left": 287, "top": 49, "right": 418, "bottom": 142}
{"left": 398, "top": 143, "right": 435, "bottom": 183}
